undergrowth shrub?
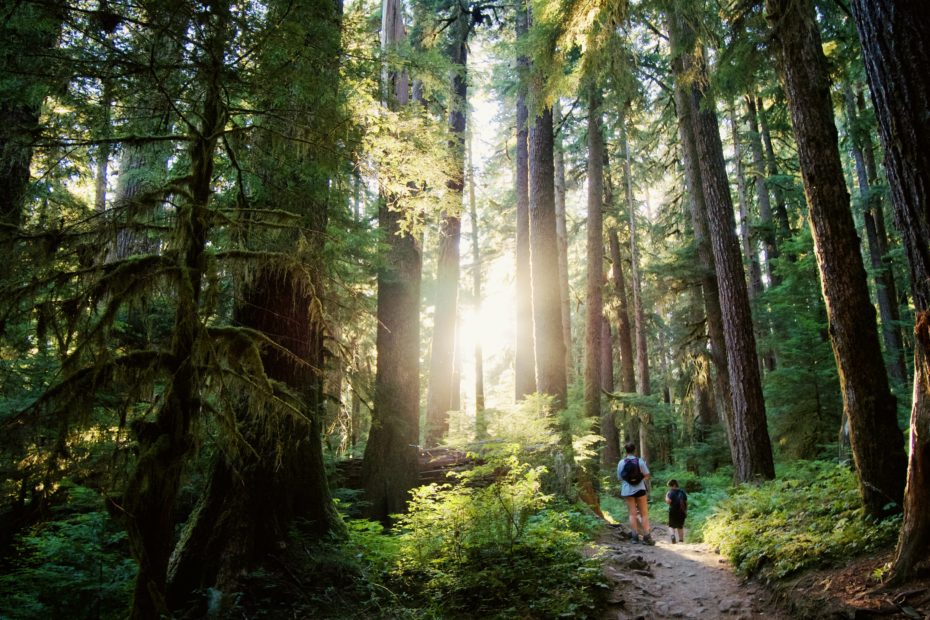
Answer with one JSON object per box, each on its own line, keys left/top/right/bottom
{"left": 0, "top": 483, "right": 135, "bottom": 619}
{"left": 389, "top": 453, "right": 607, "bottom": 618}
{"left": 339, "top": 448, "right": 607, "bottom": 619}
{"left": 702, "top": 461, "right": 900, "bottom": 582}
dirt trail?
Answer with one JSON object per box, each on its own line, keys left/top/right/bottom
{"left": 598, "top": 523, "right": 789, "bottom": 619}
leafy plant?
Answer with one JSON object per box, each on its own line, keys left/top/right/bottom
{"left": 702, "top": 461, "right": 900, "bottom": 581}
{"left": 0, "top": 485, "right": 135, "bottom": 620}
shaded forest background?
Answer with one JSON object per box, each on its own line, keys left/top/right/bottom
{"left": 0, "top": 0, "right": 928, "bottom": 618}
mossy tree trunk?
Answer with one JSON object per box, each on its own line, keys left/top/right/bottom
{"left": 123, "top": 6, "right": 230, "bottom": 616}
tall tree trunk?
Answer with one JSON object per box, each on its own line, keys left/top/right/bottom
{"left": 768, "top": 0, "right": 907, "bottom": 517}
{"left": 745, "top": 95, "right": 781, "bottom": 286}
{"left": 668, "top": 4, "right": 774, "bottom": 482}
{"left": 467, "top": 134, "right": 486, "bottom": 434}
{"left": 730, "top": 107, "right": 764, "bottom": 300}
{"left": 426, "top": 14, "right": 469, "bottom": 447}
{"left": 601, "top": 316, "right": 615, "bottom": 394}
{"left": 757, "top": 97, "right": 793, "bottom": 243}
{"left": 94, "top": 85, "right": 112, "bottom": 214}
{"left": 554, "top": 103, "right": 573, "bottom": 382}
{"left": 842, "top": 87, "right": 908, "bottom": 387}
{"left": 601, "top": 314, "right": 618, "bottom": 464}
{"left": 849, "top": 0, "right": 930, "bottom": 581}
{"left": 621, "top": 118, "right": 650, "bottom": 460}
{"left": 670, "top": 25, "right": 733, "bottom": 456}
{"left": 362, "top": 0, "right": 420, "bottom": 524}
{"left": 585, "top": 88, "right": 604, "bottom": 430}
{"left": 0, "top": 3, "right": 62, "bottom": 282}
{"left": 609, "top": 229, "right": 637, "bottom": 393}
{"left": 529, "top": 104, "right": 568, "bottom": 412}
{"left": 577, "top": 86, "right": 603, "bottom": 511}
{"left": 514, "top": 4, "right": 536, "bottom": 400}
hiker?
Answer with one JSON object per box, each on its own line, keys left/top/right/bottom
{"left": 618, "top": 441, "right": 653, "bottom": 545}
{"left": 665, "top": 479, "right": 688, "bottom": 544}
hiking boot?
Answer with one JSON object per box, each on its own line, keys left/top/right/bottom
{"left": 670, "top": 534, "right": 677, "bottom": 544}
{"left": 643, "top": 535, "right": 655, "bottom": 546}
{"left": 630, "top": 534, "right": 640, "bottom": 544}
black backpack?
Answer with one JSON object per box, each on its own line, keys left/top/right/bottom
{"left": 620, "top": 457, "right": 644, "bottom": 485}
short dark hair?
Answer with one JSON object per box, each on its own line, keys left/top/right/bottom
{"left": 668, "top": 479, "right": 679, "bottom": 488}
{"left": 624, "top": 441, "right": 636, "bottom": 454}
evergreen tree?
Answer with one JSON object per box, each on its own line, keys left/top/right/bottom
{"left": 766, "top": 0, "right": 906, "bottom": 517}
{"left": 850, "top": 0, "right": 930, "bottom": 581}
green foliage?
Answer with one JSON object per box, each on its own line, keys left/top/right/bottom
{"left": 0, "top": 485, "right": 135, "bottom": 620}
{"left": 759, "top": 229, "right": 843, "bottom": 459}
{"left": 702, "top": 461, "right": 900, "bottom": 582}
{"left": 333, "top": 451, "right": 607, "bottom": 619}
{"left": 391, "top": 468, "right": 606, "bottom": 617}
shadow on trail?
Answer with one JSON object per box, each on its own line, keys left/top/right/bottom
{"left": 598, "top": 523, "right": 789, "bottom": 619}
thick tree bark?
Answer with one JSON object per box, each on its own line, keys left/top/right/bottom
{"left": 668, "top": 6, "right": 774, "bottom": 482}
{"left": 426, "top": 14, "right": 469, "bottom": 446}
{"left": 609, "top": 229, "right": 637, "bottom": 394}
{"left": 670, "top": 25, "right": 733, "bottom": 454}
{"left": 842, "top": 87, "right": 908, "bottom": 387}
{"left": 554, "top": 103, "right": 573, "bottom": 382}
{"left": 514, "top": 5, "right": 536, "bottom": 400}
{"left": 768, "top": 0, "right": 906, "bottom": 516}
{"left": 849, "top": 0, "right": 930, "bottom": 581}
{"left": 529, "top": 105, "right": 568, "bottom": 411}
{"left": 362, "top": 0, "right": 420, "bottom": 524}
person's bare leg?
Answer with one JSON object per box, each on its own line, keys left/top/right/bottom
{"left": 624, "top": 497, "right": 640, "bottom": 538}
{"left": 635, "top": 495, "right": 650, "bottom": 534}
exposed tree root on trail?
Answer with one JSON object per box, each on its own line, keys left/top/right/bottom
{"left": 597, "top": 524, "right": 788, "bottom": 619}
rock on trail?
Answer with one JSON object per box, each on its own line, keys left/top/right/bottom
{"left": 599, "top": 523, "right": 789, "bottom": 619}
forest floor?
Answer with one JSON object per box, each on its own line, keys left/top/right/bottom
{"left": 597, "top": 523, "right": 786, "bottom": 619}
{"left": 596, "top": 525, "right": 930, "bottom": 619}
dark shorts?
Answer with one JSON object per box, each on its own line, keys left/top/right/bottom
{"left": 624, "top": 489, "right": 647, "bottom": 498}
{"left": 669, "top": 512, "right": 686, "bottom": 528}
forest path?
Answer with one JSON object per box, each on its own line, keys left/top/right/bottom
{"left": 597, "top": 523, "right": 789, "bottom": 620}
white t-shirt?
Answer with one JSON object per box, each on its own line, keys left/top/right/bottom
{"left": 617, "top": 456, "right": 649, "bottom": 497}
